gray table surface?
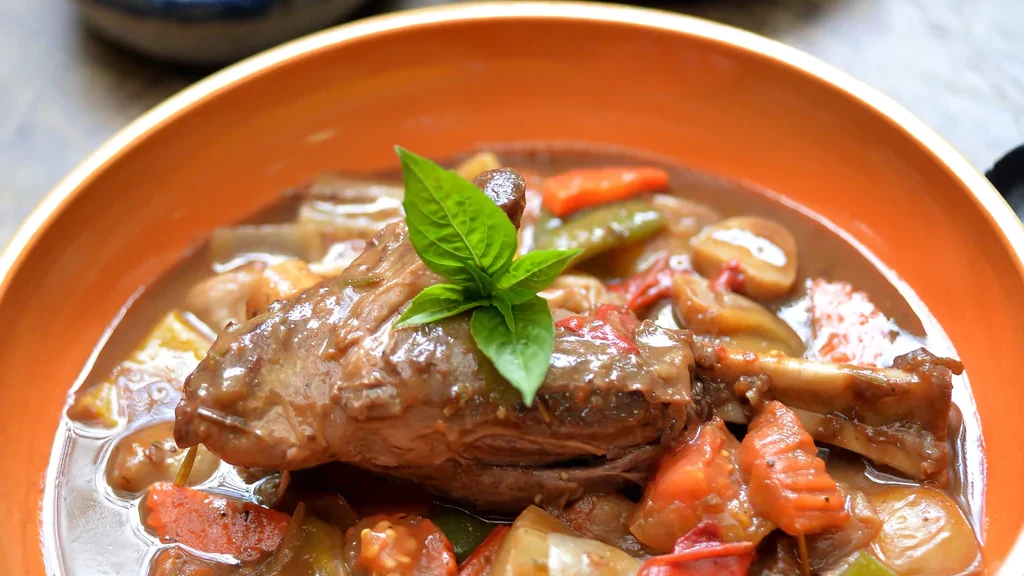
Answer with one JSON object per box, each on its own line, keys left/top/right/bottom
{"left": 2, "top": 0, "right": 1021, "bottom": 246}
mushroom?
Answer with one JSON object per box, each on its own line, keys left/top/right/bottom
{"left": 690, "top": 216, "right": 798, "bottom": 302}
{"left": 671, "top": 272, "right": 805, "bottom": 357}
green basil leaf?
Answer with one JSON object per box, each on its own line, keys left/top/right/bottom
{"left": 470, "top": 297, "right": 554, "bottom": 405}
{"left": 497, "top": 249, "right": 582, "bottom": 296}
{"left": 498, "top": 286, "right": 536, "bottom": 306}
{"left": 492, "top": 292, "right": 515, "bottom": 331}
{"left": 397, "top": 147, "right": 518, "bottom": 294}
{"left": 395, "top": 284, "right": 487, "bottom": 327}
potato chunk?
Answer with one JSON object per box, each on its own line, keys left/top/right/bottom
{"left": 245, "top": 259, "right": 322, "bottom": 318}
{"left": 67, "top": 311, "right": 212, "bottom": 427}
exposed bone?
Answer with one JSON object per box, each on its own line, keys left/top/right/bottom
{"left": 696, "top": 345, "right": 962, "bottom": 483}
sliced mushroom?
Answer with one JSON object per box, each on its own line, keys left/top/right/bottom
{"left": 671, "top": 272, "right": 805, "bottom": 356}
{"left": 690, "top": 216, "right": 798, "bottom": 302}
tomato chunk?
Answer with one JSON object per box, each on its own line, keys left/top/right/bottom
{"left": 630, "top": 419, "right": 773, "bottom": 552}
{"left": 345, "top": 514, "right": 457, "bottom": 576}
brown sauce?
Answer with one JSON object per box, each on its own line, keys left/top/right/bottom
{"left": 41, "top": 143, "right": 985, "bottom": 575}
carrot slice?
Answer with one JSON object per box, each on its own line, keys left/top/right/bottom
{"left": 457, "top": 525, "right": 510, "bottom": 576}
{"left": 808, "top": 279, "right": 893, "bottom": 367}
{"left": 542, "top": 166, "right": 669, "bottom": 217}
{"left": 737, "top": 401, "right": 849, "bottom": 536}
{"left": 143, "top": 482, "right": 291, "bottom": 562}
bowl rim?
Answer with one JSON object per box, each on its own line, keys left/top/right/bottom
{"left": 7, "top": 2, "right": 1024, "bottom": 572}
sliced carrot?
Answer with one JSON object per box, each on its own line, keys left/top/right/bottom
{"left": 630, "top": 419, "right": 773, "bottom": 552}
{"left": 808, "top": 279, "right": 894, "bottom": 367}
{"left": 737, "top": 401, "right": 849, "bottom": 536}
{"left": 457, "top": 525, "right": 510, "bottom": 576}
{"left": 541, "top": 166, "right": 669, "bottom": 217}
{"left": 143, "top": 482, "right": 291, "bottom": 562}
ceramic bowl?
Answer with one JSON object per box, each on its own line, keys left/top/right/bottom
{"left": 4, "top": 2, "right": 1022, "bottom": 573}
{"left": 76, "top": 0, "right": 368, "bottom": 65}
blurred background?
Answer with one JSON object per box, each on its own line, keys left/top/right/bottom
{"left": 1, "top": 0, "right": 1022, "bottom": 246}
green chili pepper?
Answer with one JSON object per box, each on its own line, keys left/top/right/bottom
{"left": 429, "top": 503, "right": 501, "bottom": 563}
{"left": 841, "top": 552, "right": 899, "bottom": 576}
{"left": 532, "top": 199, "right": 665, "bottom": 262}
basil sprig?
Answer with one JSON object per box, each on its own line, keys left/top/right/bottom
{"left": 394, "top": 147, "right": 581, "bottom": 405}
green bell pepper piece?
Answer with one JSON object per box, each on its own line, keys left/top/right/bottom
{"left": 532, "top": 199, "right": 665, "bottom": 262}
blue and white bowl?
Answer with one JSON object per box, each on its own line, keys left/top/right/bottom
{"left": 76, "top": 0, "right": 370, "bottom": 65}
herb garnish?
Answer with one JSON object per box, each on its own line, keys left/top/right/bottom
{"left": 394, "top": 147, "right": 582, "bottom": 405}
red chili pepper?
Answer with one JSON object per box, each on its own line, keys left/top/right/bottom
{"left": 555, "top": 306, "right": 640, "bottom": 354}
{"left": 709, "top": 260, "right": 745, "bottom": 293}
{"left": 555, "top": 316, "right": 587, "bottom": 333}
{"left": 610, "top": 257, "right": 676, "bottom": 313}
{"left": 457, "top": 525, "right": 509, "bottom": 576}
{"left": 637, "top": 522, "right": 755, "bottom": 576}
{"left": 594, "top": 304, "right": 638, "bottom": 334}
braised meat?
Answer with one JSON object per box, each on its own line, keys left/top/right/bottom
{"left": 176, "top": 190, "right": 693, "bottom": 511}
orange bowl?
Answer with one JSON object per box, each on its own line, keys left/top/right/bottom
{"left": 2, "top": 3, "right": 1022, "bottom": 573}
